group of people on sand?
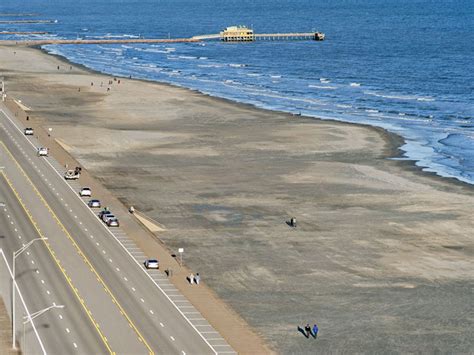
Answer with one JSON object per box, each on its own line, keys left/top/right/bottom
{"left": 300, "top": 323, "right": 318, "bottom": 339}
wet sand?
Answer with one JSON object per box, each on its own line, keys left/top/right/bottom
{"left": 1, "top": 45, "right": 473, "bottom": 353}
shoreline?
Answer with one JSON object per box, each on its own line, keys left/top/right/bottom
{"left": 2, "top": 44, "right": 473, "bottom": 353}
{"left": 37, "top": 45, "right": 474, "bottom": 190}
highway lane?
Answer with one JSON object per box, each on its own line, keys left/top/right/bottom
{"left": 0, "top": 107, "right": 222, "bottom": 354}
{"left": 0, "top": 176, "right": 107, "bottom": 354}
{"left": 0, "top": 142, "right": 148, "bottom": 353}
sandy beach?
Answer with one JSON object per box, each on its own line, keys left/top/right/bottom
{"left": 1, "top": 45, "right": 473, "bottom": 353}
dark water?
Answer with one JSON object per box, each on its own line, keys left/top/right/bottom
{"left": 1, "top": 0, "right": 473, "bottom": 183}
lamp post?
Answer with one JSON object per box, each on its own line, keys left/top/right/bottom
{"left": 12, "top": 238, "right": 47, "bottom": 350}
{"left": 23, "top": 304, "right": 64, "bottom": 354}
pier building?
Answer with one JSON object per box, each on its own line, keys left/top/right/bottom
{"left": 220, "top": 26, "right": 254, "bottom": 42}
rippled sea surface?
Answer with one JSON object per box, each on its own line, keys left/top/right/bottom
{"left": 1, "top": 0, "right": 473, "bottom": 183}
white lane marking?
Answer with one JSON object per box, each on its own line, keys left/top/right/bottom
{"left": 46, "top": 290, "right": 50, "bottom": 295}
{"left": 108, "top": 258, "right": 113, "bottom": 263}
{"left": 149, "top": 310, "right": 154, "bottom": 315}
{"left": 84, "top": 228, "right": 88, "bottom": 232}
{"left": 182, "top": 351, "right": 186, "bottom": 355}
{"left": 31, "top": 260, "right": 35, "bottom": 264}
{"left": 26, "top": 251, "right": 30, "bottom": 256}
{"left": 116, "top": 267, "right": 120, "bottom": 272}
{"left": 140, "top": 298, "right": 144, "bottom": 303}
{"left": 73, "top": 343, "right": 77, "bottom": 349}
{"left": 131, "top": 287, "right": 136, "bottom": 292}
{"left": 123, "top": 277, "right": 128, "bottom": 281}
{"left": 66, "top": 328, "right": 70, "bottom": 333}
{"left": 170, "top": 336, "right": 175, "bottom": 341}
{"left": 41, "top": 279, "right": 45, "bottom": 284}
{"left": 59, "top": 314, "right": 63, "bottom": 320}
{"left": 160, "top": 323, "right": 164, "bottom": 327}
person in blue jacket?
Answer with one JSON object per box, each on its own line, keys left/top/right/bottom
{"left": 312, "top": 324, "right": 319, "bottom": 339}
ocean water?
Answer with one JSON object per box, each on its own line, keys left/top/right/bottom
{"left": 1, "top": 0, "right": 473, "bottom": 184}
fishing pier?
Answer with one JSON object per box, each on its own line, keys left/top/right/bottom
{"left": 195, "top": 26, "right": 325, "bottom": 42}
{"left": 0, "top": 25, "right": 324, "bottom": 46}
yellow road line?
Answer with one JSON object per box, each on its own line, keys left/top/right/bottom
{"left": 1, "top": 171, "right": 114, "bottom": 354}
{"left": 0, "top": 141, "right": 154, "bottom": 354}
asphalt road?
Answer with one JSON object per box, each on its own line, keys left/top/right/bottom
{"left": 0, "top": 106, "right": 223, "bottom": 354}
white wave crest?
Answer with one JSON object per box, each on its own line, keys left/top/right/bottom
{"left": 309, "top": 84, "right": 337, "bottom": 90}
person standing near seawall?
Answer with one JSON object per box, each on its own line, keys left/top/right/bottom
{"left": 312, "top": 324, "right": 319, "bottom": 339}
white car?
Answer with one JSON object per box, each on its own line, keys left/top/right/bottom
{"left": 37, "top": 147, "right": 48, "bottom": 156}
{"left": 88, "top": 199, "right": 101, "bottom": 208}
{"left": 144, "top": 259, "right": 159, "bottom": 269}
{"left": 24, "top": 128, "right": 34, "bottom": 135}
{"left": 102, "top": 214, "right": 116, "bottom": 223}
{"left": 107, "top": 218, "right": 119, "bottom": 227}
{"left": 79, "top": 187, "right": 92, "bottom": 197}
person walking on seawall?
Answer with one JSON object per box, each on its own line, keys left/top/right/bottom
{"left": 304, "top": 324, "right": 311, "bottom": 338}
{"left": 195, "top": 273, "right": 200, "bottom": 285}
{"left": 312, "top": 323, "right": 319, "bottom": 339}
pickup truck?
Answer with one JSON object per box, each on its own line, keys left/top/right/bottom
{"left": 64, "top": 167, "right": 82, "bottom": 180}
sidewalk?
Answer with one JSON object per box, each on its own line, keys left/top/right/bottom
{"left": 3, "top": 98, "right": 273, "bottom": 354}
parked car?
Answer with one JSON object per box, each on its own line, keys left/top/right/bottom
{"left": 37, "top": 147, "right": 48, "bottom": 156}
{"left": 102, "top": 214, "right": 116, "bottom": 223}
{"left": 64, "top": 167, "right": 82, "bottom": 180}
{"left": 79, "top": 187, "right": 92, "bottom": 197}
{"left": 24, "top": 128, "right": 34, "bottom": 135}
{"left": 107, "top": 218, "right": 119, "bottom": 227}
{"left": 144, "top": 259, "right": 159, "bottom": 269}
{"left": 98, "top": 209, "right": 112, "bottom": 219}
{"left": 88, "top": 199, "right": 101, "bottom": 208}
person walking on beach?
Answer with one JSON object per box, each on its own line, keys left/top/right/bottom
{"left": 195, "top": 273, "right": 200, "bottom": 285}
{"left": 304, "top": 324, "right": 311, "bottom": 338}
{"left": 312, "top": 324, "right": 318, "bottom": 339}
{"left": 189, "top": 273, "right": 195, "bottom": 284}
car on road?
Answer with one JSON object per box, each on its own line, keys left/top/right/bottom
{"left": 79, "top": 187, "right": 92, "bottom": 197}
{"left": 144, "top": 259, "right": 159, "bottom": 269}
{"left": 37, "top": 147, "right": 48, "bottom": 156}
{"left": 88, "top": 199, "right": 101, "bottom": 208}
{"left": 107, "top": 218, "right": 119, "bottom": 227}
{"left": 24, "top": 128, "right": 34, "bottom": 135}
{"left": 102, "top": 214, "right": 116, "bottom": 223}
{"left": 98, "top": 209, "right": 111, "bottom": 219}
{"left": 64, "top": 167, "right": 81, "bottom": 180}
